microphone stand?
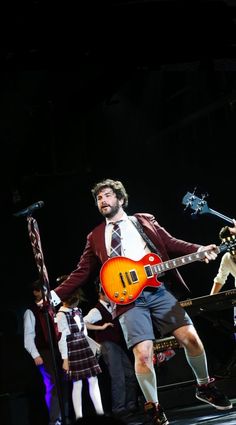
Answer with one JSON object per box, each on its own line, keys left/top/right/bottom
{"left": 26, "top": 214, "right": 66, "bottom": 425}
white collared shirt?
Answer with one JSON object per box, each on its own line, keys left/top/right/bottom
{"left": 214, "top": 252, "right": 236, "bottom": 286}
{"left": 84, "top": 300, "right": 111, "bottom": 324}
{"left": 105, "top": 212, "right": 150, "bottom": 260}
{"left": 23, "top": 309, "right": 40, "bottom": 360}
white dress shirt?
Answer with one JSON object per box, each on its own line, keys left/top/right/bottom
{"left": 105, "top": 212, "right": 150, "bottom": 260}
{"left": 213, "top": 252, "right": 236, "bottom": 325}
{"left": 213, "top": 252, "right": 236, "bottom": 286}
{"left": 84, "top": 300, "right": 112, "bottom": 324}
{"left": 23, "top": 309, "right": 41, "bottom": 359}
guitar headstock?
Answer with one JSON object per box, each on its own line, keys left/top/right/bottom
{"left": 220, "top": 235, "right": 236, "bottom": 255}
{"left": 182, "top": 192, "right": 210, "bottom": 216}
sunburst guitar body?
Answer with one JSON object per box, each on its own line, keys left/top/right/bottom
{"left": 100, "top": 237, "right": 236, "bottom": 305}
{"left": 100, "top": 253, "right": 162, "bottom": 305}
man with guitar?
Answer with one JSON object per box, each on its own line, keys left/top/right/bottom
{"left": 51, "top": 179, "right": 233, "bottom": 425}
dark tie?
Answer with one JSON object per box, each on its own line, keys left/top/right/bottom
{"left": 110, "top": 222, "right": 122, "bottom": 257}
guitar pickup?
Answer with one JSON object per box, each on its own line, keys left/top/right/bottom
{"left": 125, "top": 272, "right": 132, "bottom": 284}
{"left": 144, "top": 265, "right": 154, "bottom": 278}
{"left": 130, "top": 269, "right": 138, "bottom": 283}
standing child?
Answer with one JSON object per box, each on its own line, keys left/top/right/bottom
{"left": 23, "top": 279, "right": 62, "bottom": 425}
{"left": 56, "top": 289, "right": 104, "bottom": 420}
{"left": 84, "top": 284, "right": 140, "bottom": 418}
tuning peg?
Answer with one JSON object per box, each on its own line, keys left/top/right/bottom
{"left": 198, "top": 199, "right": 207, "bottom": 208}
{"left": 201, "top": 192, "right": 209, "bottom": 200}
{"left": 184, "top": 197, "right": 195, "bottom": 210}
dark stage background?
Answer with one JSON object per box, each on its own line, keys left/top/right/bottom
{"left": 0, "top": 1, "right": 236, "bottom": 419}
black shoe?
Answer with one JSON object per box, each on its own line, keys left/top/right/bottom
{"left": 144, "top": 402, "right": 169, "bottom": 425}
{"left": 196, "top": 378, "right": 233, "bottom": 410}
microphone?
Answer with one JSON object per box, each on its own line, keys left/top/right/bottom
{"left": 13, "top": 201, "right": 45, "bottom": 217}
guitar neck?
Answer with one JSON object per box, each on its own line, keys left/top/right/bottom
{"left": 208, "top": 208, "right": 234, "bottom": 224}
{"left": 152, "top": 246, "right": 223, "bottom": 275}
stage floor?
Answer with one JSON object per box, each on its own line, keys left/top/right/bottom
{"left": 122, "top": 399, "right": 236, "bottom": 425}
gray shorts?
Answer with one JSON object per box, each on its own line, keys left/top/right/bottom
{"left": 119, "top": 284, "right": 192, "bottom": 349}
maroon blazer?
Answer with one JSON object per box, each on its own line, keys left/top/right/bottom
{"left": 55, "top": 213, "right": 200, "bottom": 318}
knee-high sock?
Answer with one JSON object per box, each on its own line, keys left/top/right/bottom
{"left": 184, "top": 349, "right": 210, "bottom": 385}
{"left": 87, "top": 376, "right": 104, "bottom": 415}
{"left": 135, "top": 367, "right": 158, "bottom": 403}
{"left": 72, "top": 380, "right": 83, "bottom": 419}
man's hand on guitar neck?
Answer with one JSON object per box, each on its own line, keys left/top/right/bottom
{"left": 197, "top": 244, "right": 218, "bottom": 263}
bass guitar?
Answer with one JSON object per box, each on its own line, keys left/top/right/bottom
{"left": 100, "top": 238, "right": 236, "bottom": 305}
{"left": 182, "top": 191, "right": 234, "bottom": 224}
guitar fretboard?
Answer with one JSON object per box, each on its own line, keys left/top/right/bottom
{"left": 151, "top": 247, "right": 221, "bottom": 274}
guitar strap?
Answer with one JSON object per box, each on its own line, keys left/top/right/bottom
{"left": 128, "top": 215, "right": 163, "bottom": 259}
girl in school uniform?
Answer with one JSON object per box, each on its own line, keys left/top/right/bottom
{"left": 56, "top": 289, "right": 104, "bottom": 420}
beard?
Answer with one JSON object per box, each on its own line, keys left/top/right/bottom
{"left": 100, "top": 200, "right": 120, "bottom": 219}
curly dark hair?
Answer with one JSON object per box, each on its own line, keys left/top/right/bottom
{"left": 91, "top": 178, "right": 128, "bottom": 208}
{"left": 219, "top": 226, "right": 231, "bottom": 240}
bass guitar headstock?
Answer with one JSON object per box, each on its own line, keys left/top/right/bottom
{"left": 182, "top": 191, "right": 210, "bottom": 216}
{"left": 182, "top": 190, "right": 234, "bottom": 224}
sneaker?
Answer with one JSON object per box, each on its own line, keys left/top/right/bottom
{"left": 196, "top": 378, "right": 233, "bottom": 410}
{"left": 144, "top": 402, "right": 169, "bottom": 425}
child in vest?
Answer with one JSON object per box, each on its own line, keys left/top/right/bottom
{"left": 84, "top": 285, "right": 139, "bottom": 417}
{"left": 24, "top": 279, "right": 61, "bottom": 425}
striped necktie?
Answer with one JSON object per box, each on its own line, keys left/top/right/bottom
{"left": 110, "top": 222, "right": 122, "bottom": 257}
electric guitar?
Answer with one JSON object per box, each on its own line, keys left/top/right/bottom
{"left": 100, "top": 238, "right": 236, "bottom": 305}
{"left": 182, "top": 191, "right": 234, "bottom": 224}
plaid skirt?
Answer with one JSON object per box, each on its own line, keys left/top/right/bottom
{"left": 66, "top": 331, "right": 101, "bottom": 381}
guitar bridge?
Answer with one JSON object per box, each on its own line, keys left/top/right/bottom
{"left": 119, "top": 272, "right": 126, "bottom": 288}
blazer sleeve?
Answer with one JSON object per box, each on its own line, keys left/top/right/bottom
{"left": 54, "top": 231, "right": 101, "bottom": 301}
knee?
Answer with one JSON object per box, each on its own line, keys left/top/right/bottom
{"left": 134, "top": 346, "right": 152, "bottom": 367}
{"left": 184, "top": 333, "right": 203, "bottom": 352}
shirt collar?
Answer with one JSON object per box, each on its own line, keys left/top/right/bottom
{"left": 106, "top": 212, "right": 128, "bottom": 226}
{"left": 100, "top": 300, "right": 109, "bottom": 307}
{"left": 59, "top": 306, "right": 78, "bottom": 312}
{"left": 100, "top": 300, "right": 112, "bottom": 310}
